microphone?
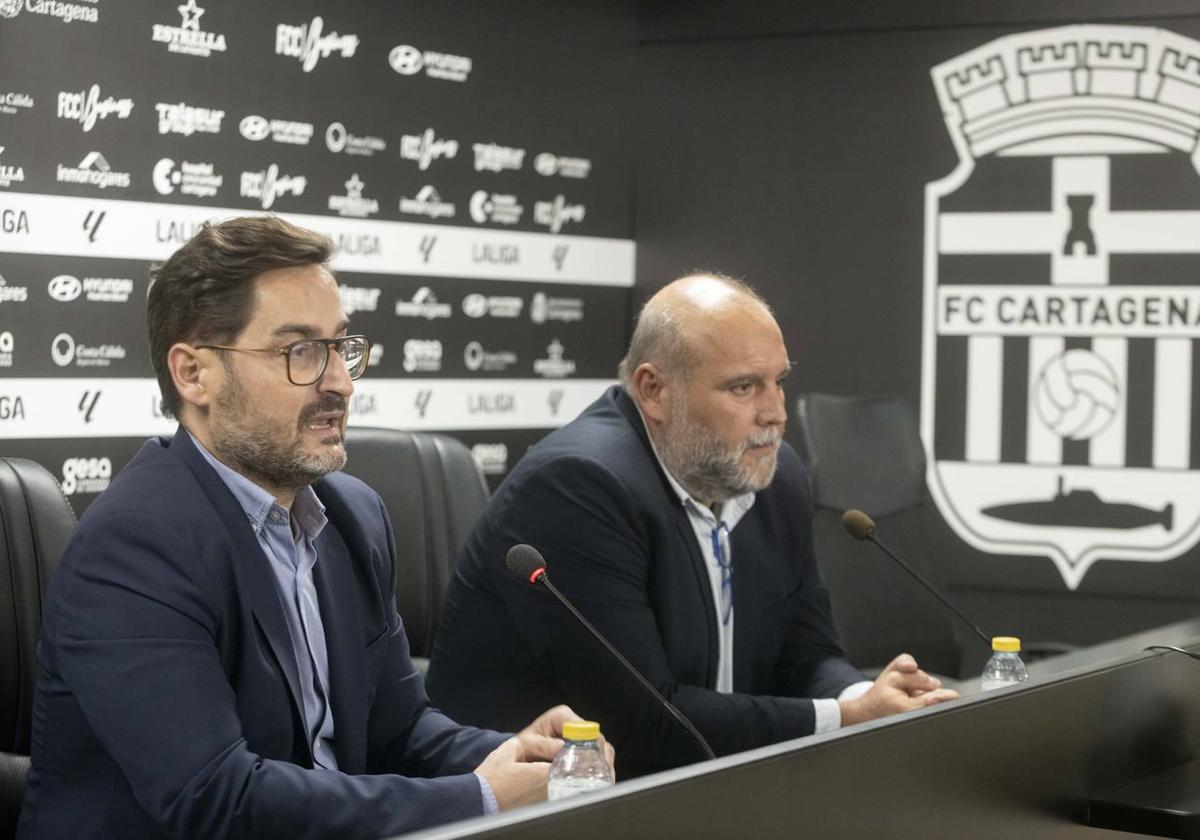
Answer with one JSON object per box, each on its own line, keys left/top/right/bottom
{"left": 504, "top": 544, "right": 716, "bottom": 761}
{"left": 841, "top": 510, "right": 992, "bottom": 648}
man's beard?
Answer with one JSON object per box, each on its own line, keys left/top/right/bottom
{"left": 657, "top": 399, "right": 782, "bottom": 504}
{"left": 210, "top": 369, "right": 347, "bottom": 494}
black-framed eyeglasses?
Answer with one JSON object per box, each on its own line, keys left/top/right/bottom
{"left": 195, "top": 335, "right": 371, "bottom": 386}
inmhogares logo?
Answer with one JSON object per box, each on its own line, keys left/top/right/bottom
{"left": 402, "top": 339, "right": 442, "bottom": 373}
{"left": 922, "top": 25, "right": 1200, "bottom": 589}
{"left": 0, "top": 91, "right": 34, "bottom": 116}
{"left": 276, "top": 17, "right": 358, "bottom": 72}
{"left": 239, "top": 114, "right": 313, "bottom": 145}
{"left": 156, "top": 101, "right": 224, "bottom": 136}
{"left": 388, "top": 43, "right": 472, "bottom": 83}
{"left": 0, "top": 0, "right": 98, "bottom": 24}
{"left": 0, "top": 331, "right": 12, "bottom": 368}
{"left": 48, "top": 274, "right": 132, "bottom": 303}
{"left": 325, "top": 121, "right": 385, "bottom": 156}
{"left": 469, "top": 191, "right": 522, "bottom": 225}
{"left": 399, "top": 185, "right": 456, "bottom": 220}
{"left": 534, "top": 152, "right": 592, "bottom": 179}
{"left": 400, "top": 128, "right": 458, "bottom": 171}
{"left": 151, "top": 0, "right": 226, "bottom": 57}
{"left": 327, "top": 173, "right": 378, "bottom": 218}
{"left": 534, "top": 195, "right": 585, "bottom": 234}
{"left": 530, "top": 292, "right": 584, "bottom": 324}
{"left": 463, "top": 340, "right": 517, "bottom": 373}
{"left": 56, "top": 151, "right": 130, "bottom": 190}
{"left": 240, "top": 164, "right": 306, "bottom": 209}
{"left": 474, "top": 142, "right": 524, "bottom": 173}
{"left": 395, "top": 286, "right": 451, "bottom": 320}
{"left": 153, "top": 158, "right": 222, "bottom": 198}
{"left": 471, "top": 443, "right": 509, "bottom": 476}
{"left": 533, "top": 339, "right": 576, "bottom": 378}
{"left": 0, "top": 271, "right": 27, "bottom": 303}
{"left": 338, "top": 284, "right": 380, "bottom": 314}
{"left": 462, "top": 293, "right": 523, "bottom": 319}
{"left": 50, "top": 332, "right": 125, "bottom": 368}
{"left": 0, "top": 146, "right": 25, "bottom": 189}
{"left": 57, "top": 84, "right": 133, "bottom": 132}
{"left": 60, "top": 456, "right": 111, "bottom": 496}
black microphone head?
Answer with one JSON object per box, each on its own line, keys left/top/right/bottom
{"left": 505, "top": 544, "right": 547, "bottom": 584}
{"left": 842, "top": 509, "right": 876, "bottom": 541}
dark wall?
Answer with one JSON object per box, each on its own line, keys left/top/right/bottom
{"left": 635, "top": 2, "right": 1200, "bottom": 656}
{"left": 0, "top": 0, "right": 637, "bottom": 511}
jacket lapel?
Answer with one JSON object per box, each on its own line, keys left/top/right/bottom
{"left": 169, "top": 429, "right": 309, "bottom": 759}
{"left": 612, "top": 389, "right": 721, "bottom": 689}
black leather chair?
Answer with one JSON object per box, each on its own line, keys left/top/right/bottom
{"left": 341, "top": 428, "right": 489, "bottom": 671}
{"left": 0, "top": 458, "right": 76, "bottom": 836}
{"left": 795, "top": 394, "right": 964, "bottom": 679}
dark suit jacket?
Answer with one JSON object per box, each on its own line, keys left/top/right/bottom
{"left": 427, "top": 386, "right": 862, "bottom": 777}
{"left": 18, "top": 430, "right": 507, "bottom": 840}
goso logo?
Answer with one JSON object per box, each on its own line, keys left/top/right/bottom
{"left": 471, "top": 443, "right": 509, "bottom": 476}
{"left": 60, "top": 456, "right": 112, "bottom": 495}
{"left": 402, "top": 339, "right": 442, "bottom": 373}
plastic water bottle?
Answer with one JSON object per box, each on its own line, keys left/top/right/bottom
{"left": 547, "top": 721, "right": 614, "bottom": 801}
{"left": 980, "top": 636, "right": 1030, "bottom": 691}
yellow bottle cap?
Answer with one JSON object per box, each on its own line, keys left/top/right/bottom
{"left": 992, "top": 636, "right": 1021, "bottom": 653}
{"left": 562, "top": 721, "right": 601, "bottom": 741}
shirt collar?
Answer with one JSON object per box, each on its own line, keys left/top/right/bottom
{"left": 188, "top": 430, "right": 327, "bottom": 540}
{"left": 634, "top": 402, "right": 756, "bottom": 526}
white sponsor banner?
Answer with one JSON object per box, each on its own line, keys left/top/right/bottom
{"left": 0, "top": 378, "right": 614, "bottom": 438}
{"left": 0, "top": 191, "right": 634, "bottom": 287}
{"left": 346, "top": 378, "right": 614, "bottom": 431}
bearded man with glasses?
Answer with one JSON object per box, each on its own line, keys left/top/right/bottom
{"left": 18, "top": 216, "right": 601, "bottom": 840}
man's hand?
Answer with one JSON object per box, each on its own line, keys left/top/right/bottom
{"left": 838, "top": 653, "right": 959, "bottom": 727}
{"left": 474, "top": 737, "right": 552, "bottom": 811}
{"left": 515, "top": 705, "right": 617, "bottom": 776}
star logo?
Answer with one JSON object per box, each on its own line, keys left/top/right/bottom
{"left": 344, "top": 173, "right": 364, "bottom": 198}
{"left": 177, "top": 0, "right": 204, "bottom": 31}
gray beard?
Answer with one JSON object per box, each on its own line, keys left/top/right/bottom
{"left": 656, "top": 405, "right": 780, "bottom": 504}
{"left": 211, "top": 372, "right": 347, "bottom": 495}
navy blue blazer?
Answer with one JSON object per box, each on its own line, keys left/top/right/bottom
{"left": 427, "top": 386, "right": 863, "bottom": 777}
{"left": 18, "top": 430, "right": 506, "bottom": 840}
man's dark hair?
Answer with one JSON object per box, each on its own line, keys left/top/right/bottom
{"left": 147, "top": 216, "right": 333, "bottom": 418}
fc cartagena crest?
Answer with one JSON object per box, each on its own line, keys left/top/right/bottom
{"left": 922, "top": 25, "right": 1200, "bottom": 589}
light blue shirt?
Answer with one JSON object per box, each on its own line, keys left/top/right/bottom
{"left": 191, "top": 432, "right": 499, "bottom": 812}
{"left": 192, "top": 434, "right": 339, "bottom": 769}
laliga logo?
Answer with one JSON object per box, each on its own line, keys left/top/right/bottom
{"left": 921, "top": 24, "right": 1200, "bottom": 588}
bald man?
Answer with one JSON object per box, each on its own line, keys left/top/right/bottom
{"left": 426, "top": 275, "right": 957, "bottom": 777}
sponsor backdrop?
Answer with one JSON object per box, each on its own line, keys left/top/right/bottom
{"left": 0, "top": 1, "right": 636, "bottom": 512}
{"left": 637, "top": 4, "right": 1200, "bottom": 665}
